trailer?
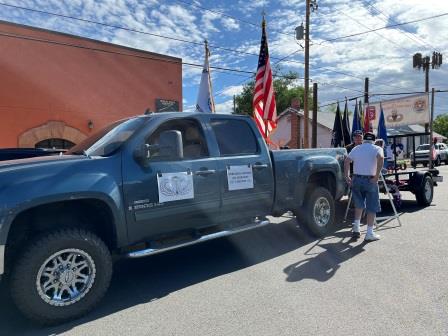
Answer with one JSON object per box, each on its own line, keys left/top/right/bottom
{"left": 381, "top": 130, "right": 443, "bottom": 207}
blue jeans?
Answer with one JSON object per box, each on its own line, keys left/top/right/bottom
{"left": 351, "top": 175, "right": 381, "bottom": 213}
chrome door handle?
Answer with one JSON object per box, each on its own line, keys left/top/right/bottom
{"left": 252, "top": 164, "right": 268, "bottom": 169}
{"left": 195, "top": 169, "right": 216, "bottom": 176}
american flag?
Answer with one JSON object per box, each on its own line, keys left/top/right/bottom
{"left": 253, "top": 18, "right": 277, "bottom": 138}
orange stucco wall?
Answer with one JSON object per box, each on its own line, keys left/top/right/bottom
{"left": 0, "top": 21, "right": 182, "bottom": 147}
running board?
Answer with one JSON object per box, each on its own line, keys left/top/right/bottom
{"left": 127, "top": 218, "right": 270, "bottom": 259}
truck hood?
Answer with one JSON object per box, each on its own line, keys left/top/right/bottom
{"left": 0, "top": 154, "right": 87, "bottom": 171}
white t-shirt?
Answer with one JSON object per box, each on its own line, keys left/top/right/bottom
{"left": 348, "top": 142, "right": 384, "bottom": 176}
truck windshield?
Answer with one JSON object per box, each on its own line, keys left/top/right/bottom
{"left": 417, "top": 145, "right": 430, "bottom": 151}
{"left": 66, "top": 117, "right": 146, "bottom": 157}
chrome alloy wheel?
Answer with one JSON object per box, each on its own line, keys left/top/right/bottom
{"left": 313, "top": 197, "right": 331, "bottom": 227}
{"left": 424, "top": 180, "right": 432, "bottom": 201}
{"left": 36, "top": 249, "right": 96, "bottom": 307}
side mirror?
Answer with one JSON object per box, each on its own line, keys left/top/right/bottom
{"left": 134, "top": 130, "right": 183, "bottom": 167}
{"left": 159, "top": 130, "right": 183, "bottom": 160}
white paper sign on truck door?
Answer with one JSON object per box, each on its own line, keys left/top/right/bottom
{"left": 157, "top": 172, "right": 194, "bottom": 203}
{"left": 227, "top": 165, "right": 254, "bottom": 191}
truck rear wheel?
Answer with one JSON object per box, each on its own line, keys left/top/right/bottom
{"left": 300, "top": 187, "right": 335, "bottom": 237}
{"left": 415, "top": 175, "right": 433, "bottom": 206}
{"left": 10, "top": 228, "right": 112, "bottom": 325}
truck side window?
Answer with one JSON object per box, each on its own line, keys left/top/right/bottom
{"left": 147, "top": 119, "right": 209, "bottom": 160}
{"left": 210, "top": 119, "right": 259, "bottom": 156}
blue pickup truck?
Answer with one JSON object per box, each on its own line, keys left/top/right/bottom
{"left": 0, "top": 113, "right": 346, "bottom": 324}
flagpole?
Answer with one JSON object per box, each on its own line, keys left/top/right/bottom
{"left": 338, "top": 102, "right": 345, "bottom": 147}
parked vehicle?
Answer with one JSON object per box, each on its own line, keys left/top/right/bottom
{"left": 410, "top": 143, "right": 448, "bottom": 167}
{"left": 0, "top": 113, "right": 347, "bottom": 325}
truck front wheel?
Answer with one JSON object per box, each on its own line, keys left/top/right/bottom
{"left": 299, "top": 187, "right": 335, "bottom": 237}
{"left": 10, "top": 228, "right": 112, "bottom": 325}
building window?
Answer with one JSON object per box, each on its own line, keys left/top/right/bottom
{"left": 35, "top": 138, "right": 75, "bottom": 150}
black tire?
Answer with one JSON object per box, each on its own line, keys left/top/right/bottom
{"left": 10, "top": 228, "right": 112, "bottom": 325}
{"left": 298, "top": 186, "right": 335, "bottom": 237}
{"left": 423, "top": 162, "right": 428, "bottom": 167}
{"left": 415, "top": 175, "right": 433, "bottom": 206}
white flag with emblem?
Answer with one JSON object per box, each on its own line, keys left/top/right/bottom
{"left": 195, "top": 40, "right": 215, "bottom": 113}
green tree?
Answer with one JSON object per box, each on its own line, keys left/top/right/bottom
{"left": 234, "top": 71, "right": 313, "bottom": 116}
{"left": 434, "top": 113, "right": 448, "bottom": 140}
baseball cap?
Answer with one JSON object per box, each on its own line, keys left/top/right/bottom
{"left": 363, "top": 132, "right": 376, "bottom": 141}
{"left": 353, "top": 130, "right": 363, "bottom": 136}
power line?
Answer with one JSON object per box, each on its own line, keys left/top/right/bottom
{"left": 360, "top": 0, "right": 437, "bottom": 51}
{"left": 320, "top": 82, "right": 364, "bottom": 94}
{"left": 0, "top": 1, "right": 420, "bottom": 94}
{"left": 317, "top": 11, "right": 448, "bottom": 45}
{"left": 0, "top": 29, "right": 305, "bottom": 81}
{"left": 338, "top": 10, "right": 411, "bottom": 51}
{"left": 3, "top": 1, "right": 442, "bottom": 105}
{"left": 318, "top": 88, "right": 448, "bottom": 109}
{"left": 0, "top": 2, "right": 302, "bottom": 67}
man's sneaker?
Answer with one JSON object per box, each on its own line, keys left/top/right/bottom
{"left": 352, "top": 224, "right": 361, "bottom": 239}
{"left": 364, "top": 232, "right": 380, "bottom": 242}
{"left": 351, "top": 230, "right": 361, "bottom": 239}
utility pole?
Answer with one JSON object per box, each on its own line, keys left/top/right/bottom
{"left": 303, "top": 0, "right": 310, "bottom": 148}
{"left": 302, "top": 0, "right": 318, "bottom": 149}
{"left": 429, "top": 88, "right": 435, "bottom": 169}
{"left": 364, "top": 77, "right": 369, "bottom": 104}
{"left": 312, "top": 82, "right": 318, "bottom": 148}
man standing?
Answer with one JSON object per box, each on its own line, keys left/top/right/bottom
{"left": 344, "top": 132, "right": 384, "bottom": 241}
{"left": 345, "top": 130, "right": 363, "bottom": 154}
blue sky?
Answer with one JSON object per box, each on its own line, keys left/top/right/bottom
{"left": 1, "top": 0, "right": 447, "bottom": 117}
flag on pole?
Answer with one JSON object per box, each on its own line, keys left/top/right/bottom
{"left": 196, "top": 40, "right": 215, "bottom": 113}
{"left": 376, "top": 103, "right": 388, "bottom": 167}
{"left": 331, "top": 103, "right": 343, "bottom": 147}
{"left": 377, "top": 103, "right": 388, "bottom": 144}
{"left": 358, "top": 100, "right": 364, "bottom": 130}
{"left": 351, "top": 99, "right": 362, "bottom": 137}
{"left": 342, "top": 100, "right": 351, "bottom": 146}
{"left": 253, "top": 17, "right": 277, "bottom": 138}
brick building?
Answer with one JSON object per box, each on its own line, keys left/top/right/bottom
{"left": 0, "top": 20, "right": 182, "bottom": 149}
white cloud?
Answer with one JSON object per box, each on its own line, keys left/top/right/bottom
{"left": 220, "top": 17, "right": 240, "bottom": 31}
{"left": 214, "top": 99, "right": 234, "bottom": 114}
{"left": 219, "top": 85, "right": 244, "bottom": 98}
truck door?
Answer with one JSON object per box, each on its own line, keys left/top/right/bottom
{"left": 209, "top": 117, "right": 274, "bottom": 223}
{"left": 122, "top": 117, "right": 220, "bottom": 244}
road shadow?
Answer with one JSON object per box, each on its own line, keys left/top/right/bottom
{"left": 0, "top": 216, "right": 316, "bottom": 335}
{"left": 0, "top": 198, "right": 415, "bottom": 334}
{"left": 283, "top": 232, "right": 367, "bottom": 282}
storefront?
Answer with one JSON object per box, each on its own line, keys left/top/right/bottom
{"left": 0, "top": 20, "right": 182, "bottom": 149}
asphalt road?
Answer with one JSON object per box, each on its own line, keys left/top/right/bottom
{"left": 1, "top": 166, "right": 448, "bottom": 336}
